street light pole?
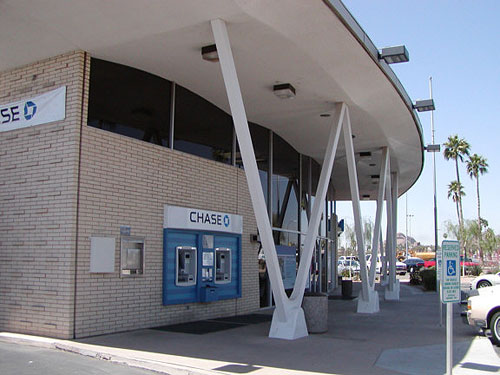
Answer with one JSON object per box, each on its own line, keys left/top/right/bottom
{"left": 429, "top": 76, "right": 442, "bottom": 327}
{"left": 405, "top": 194, "right": 409, "bottom": 259}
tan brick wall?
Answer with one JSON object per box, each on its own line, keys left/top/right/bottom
{"left": 75, "top": 125, "right": 260, "bottom": 337}
{"left": 0, "top": 51, "right": 86, "bottom": 339}
{"left": 0, "top": 52, "right": 260, "bottom": 339}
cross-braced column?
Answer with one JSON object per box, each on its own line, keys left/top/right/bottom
{"left": 343, "top": 110, "right": 379, "bottom": 313}
{"left": 212, "top": 15, "right": 348, "bottom": 339}
{"left": 368, "top": 147, "right": 390, "bottom": 289}
{"left": 385, "top": 171, "right": 400, "bottom": 300}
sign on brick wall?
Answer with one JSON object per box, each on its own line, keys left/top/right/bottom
{"left": 0, "top": 86, "right": 66, "bottom": 132}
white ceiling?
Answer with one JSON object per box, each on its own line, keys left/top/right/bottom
{"left": 0, "top": 0, "right": 424, "bottom": 200}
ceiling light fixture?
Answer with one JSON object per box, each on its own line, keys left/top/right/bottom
{"left": 201, "top": 44, "right": 219, "bottom": 62}
{"left": 273, "top": 83, "right": 296, "bottom": 99}
{"left": 359, "top": 151, "right": 372, "bottom": 160}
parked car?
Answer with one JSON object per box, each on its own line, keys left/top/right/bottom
{"left": 471, "top": 272, "right": 500, "bottom": 289}
{"left": 403, "top": 257, "right": 425, "bottom": 273}
{"left": 339, "top": 255, "right": 359, "bottom": 262}
{"left": 338, "top": 260, "right": 360, "bottom": 275}
{"left": 467, "top": 285, "right": 500, "bottom": 345}
{"left": 396, "top": 261, "right": 407, "bottom": 275}
{"left": 366, "top": 254, "right": 382, "bottom": 274}
{"left": 424, "top": 258, "right": 436, "bottom": 268}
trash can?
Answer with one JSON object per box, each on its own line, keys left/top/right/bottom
{"left": 341, "top": 279, "right": 353, "bottom": 299}
{"left": 302, "top": 292, "right": 328, "bottom": 333}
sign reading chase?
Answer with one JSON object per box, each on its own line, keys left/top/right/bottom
{"left": 0, "top": 86, "right": 66, "bottom": 132}
{"left": 164, "top": 205, "right": 243, "bottom": 234}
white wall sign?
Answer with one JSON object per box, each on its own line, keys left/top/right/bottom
{"left": 0, "top": 86, "right": 66, "bottom": 132}
{"left": 164, "top": 205, "right": 243, "bottom": 234}
{"left": 441, "top": 240, "right": 461, "bottom": 303}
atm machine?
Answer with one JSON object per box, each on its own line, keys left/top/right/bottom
{"left": 162, "top": 205, "right": 242, "bottom": 305}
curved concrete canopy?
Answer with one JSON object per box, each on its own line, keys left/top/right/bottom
{"left": 0, "top": 0, "right": 424, "bottom": 199}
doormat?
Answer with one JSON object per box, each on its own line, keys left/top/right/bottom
{"left": 328, "top": 295, "right": 356, "bottom": 300}
{"left": 152, "top": 313, "right": 272, "bottom": 335}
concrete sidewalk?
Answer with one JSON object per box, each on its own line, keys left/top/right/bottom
{"left": 1, "top": 281, "right": 499, "bottom": 375}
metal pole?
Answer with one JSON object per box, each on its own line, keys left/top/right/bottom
{"left": 405, "top": 194, "right": 408, "bottom": 259}
{"left": 446, "top": 302, "right": 453, "bottom": 375}
{"left": 430, "top": 76, "right": 443, "bottom": 326}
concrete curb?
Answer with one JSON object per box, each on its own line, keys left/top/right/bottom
{"left": 0, "top": 333, "right": 220, "bottom": 375}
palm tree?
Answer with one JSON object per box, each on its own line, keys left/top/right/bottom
{"left": 443, "top": 135, "right": 470, "bottom": 228}
{"left": 466, "top": 154, "right": 488, "bottom": 261}
{"left": 447, "top": 181, "right": 466, "bottom": 242}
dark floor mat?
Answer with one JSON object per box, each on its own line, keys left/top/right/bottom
{"left": 212, "top": 313, "right": 272, "bottom": 325}
{"left": 328, "top": 295, "right": 356, "bottom": 300}
{"left": 152, "top": 313, "right": 272, "bottom": 334}
{"left": 152, "top": 320, "right": 243, "bottom": 334}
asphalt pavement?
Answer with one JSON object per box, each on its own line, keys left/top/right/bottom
{"left": 1, "top": 278, "right": 499, "bottom": 375}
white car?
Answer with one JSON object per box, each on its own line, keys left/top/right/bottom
{"left": 366, "top": 254, "right": 382, "bottom": 274}
{"left": 467, "top": 285, "right": 500, "bottom": 345}
{"left": 338, "top": 260, "right": 360, "bottom": 274}
{"left": 471, "top": 272, "right": 500, "bottom": 289}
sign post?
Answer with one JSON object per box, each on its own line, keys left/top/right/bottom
{"left": 441, "top": 240, "right": 460, "bottom": 375}
{"left": 436, "top": 245, "right": 443, "bottom": 326}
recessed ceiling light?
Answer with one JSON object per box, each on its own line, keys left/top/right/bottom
{"left": 273, "top": 83, "right": 296, "bottom": 99}
{"left": 201, "top": 44, "right": 219, "bottom": 62}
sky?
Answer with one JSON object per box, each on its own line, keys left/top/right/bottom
{"left": 336, "top": 0, "right": 500, "bottom": 246}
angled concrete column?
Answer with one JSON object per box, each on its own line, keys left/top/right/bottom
{"left": 385, "top": 172, "right": 400, "bottom": 300}
{"left": 369, "top": 147, "right": 389, "bottom": 289}
{"left": 213, "top": 17, "right": 348, "bottom": 339}
{"left": 342, "top": 109, "right": 379, "bottom": 313}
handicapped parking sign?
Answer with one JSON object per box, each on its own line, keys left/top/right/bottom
{"left": 446, "top": 260, "right": 456, "bottom": 276}
{"left": 441, "top": 240, "right": 460, "bottom": 303}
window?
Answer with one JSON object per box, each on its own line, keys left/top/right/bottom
{"left": 88, "top": 58, "right": 171, "bottom": 147}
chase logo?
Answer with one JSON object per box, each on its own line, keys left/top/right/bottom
{"left": 223, "top": 215, "right": 230, "bottom": 227}
{"left": 24, "top": 101, "right": 37, "bottom": 120}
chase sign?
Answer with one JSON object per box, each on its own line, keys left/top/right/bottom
{"left": 164, "top": 205, "right": 242, "bottom": 234}
{"left": 0, "top": 86, "right": 66, "bottom": 132}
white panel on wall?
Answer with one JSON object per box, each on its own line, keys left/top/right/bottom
{"left": 90, "top": 237, "right": 116, "bottom": 273}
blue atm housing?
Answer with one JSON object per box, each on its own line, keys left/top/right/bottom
{"left": 163, "top": 229, "right": 241, "bottom": 305}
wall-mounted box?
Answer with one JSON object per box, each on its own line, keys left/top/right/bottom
{"left": 120, "top": 236, "right": 145, "bottom": 277}
{"left": 90, "top": 237, "right": 116, "bottom": 273}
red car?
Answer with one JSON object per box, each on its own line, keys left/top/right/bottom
{"left": 424, "top": 256, "right": 479, "bottom": 270}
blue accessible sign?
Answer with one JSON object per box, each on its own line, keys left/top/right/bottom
{"left": 441, "top": 240, "right": 461, "bottom": 303}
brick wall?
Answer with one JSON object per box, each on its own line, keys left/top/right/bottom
{"left": 0, "top": 51, "right": 260, "bottom": 339}
{"left": 74, "top": 54, "right": 261, "bottom": 337}
{"left": 0, "top": 51, "right": 86, "bottom": 338}
{"left": 75, "top": 123, "right": 260, "bottom": 337}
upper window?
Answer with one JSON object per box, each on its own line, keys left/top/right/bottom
{"left": 88, "top": 58, "right": 171, "bottom": 147}
{"left": 174, "top": 86, "right": 233, "bottom": 165}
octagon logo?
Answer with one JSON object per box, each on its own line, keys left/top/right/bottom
{"left": 223, "top": 215, "right": 230, "bottom": 227}
{"left": 23, "top": 101, "right": 37, "bottom": 120}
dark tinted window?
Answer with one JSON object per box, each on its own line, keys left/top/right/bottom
{"left": 88, "top": 58, "right": 171, "bottom": 146}
{"left": 174, "top": 86, "right": 233, "bottom": 164}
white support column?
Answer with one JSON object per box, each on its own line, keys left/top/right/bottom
{"left": 210, "top": 19, "right": 288, "bottom": 323}
{"left": 290, "top": 103, "right": 345, "bottom": 303}
{"left": 369, "top": 147, "right": 389, "bottom": 288}
{"left": 212, "top": 17, "right": 351, "bottom": 340}
{"left": 342, "top": 109, "right": 379, "bottom": 313}
{"left": 385, "top": 171, "right": 400, "bottom": 300}
{"left": 383, "top": 167, "right": 393, "bottom": 290}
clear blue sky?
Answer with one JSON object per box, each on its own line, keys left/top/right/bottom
{"left": 337, "top": 0, "right": 500, "bottom": 246}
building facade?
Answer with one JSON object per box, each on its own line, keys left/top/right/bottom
{"left": 0, "top": 0, "right": 424, "bottom": 339}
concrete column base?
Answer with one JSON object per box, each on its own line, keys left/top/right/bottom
{"left": 357, "top": 289, "right": 380, "bottom": 313}
{"left": 269, "top": 306, "right": 308, "bottom": 340}
{"left": 384, "top": 280, "right": 400, "bottom": 300}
